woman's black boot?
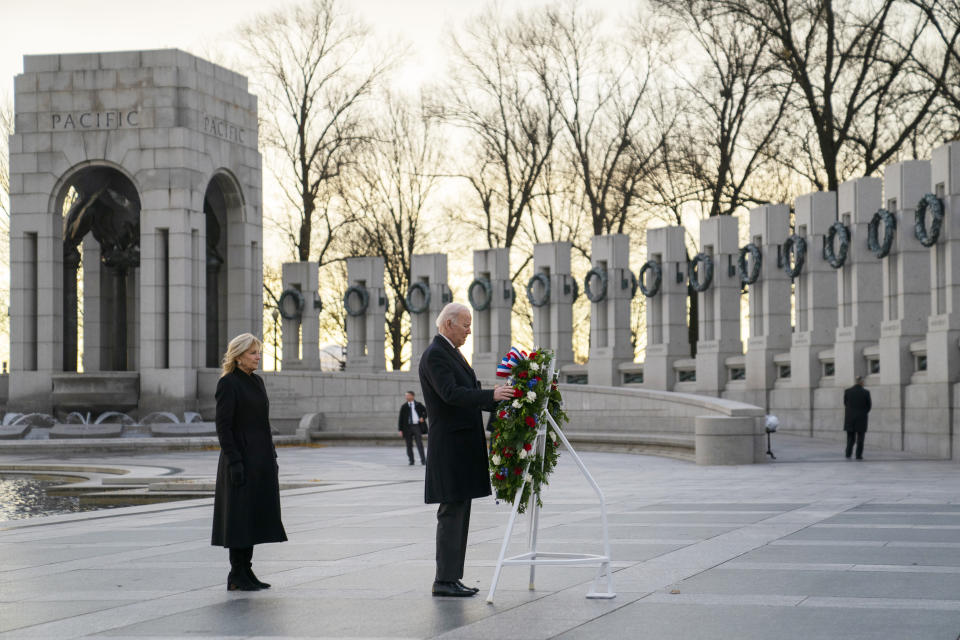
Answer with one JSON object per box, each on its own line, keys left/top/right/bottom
{"left": 227, "top": 569, "right": 261, "bottom": 591}
{"left": 247, "top": 567, "right": 271, "bottom": 589}
{"left": 228, "top": 548, "right": 261, "bottom": 591}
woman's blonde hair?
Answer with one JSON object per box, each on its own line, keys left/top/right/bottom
{"left": 220, "top": 333, "right": 263, "bottom": 377}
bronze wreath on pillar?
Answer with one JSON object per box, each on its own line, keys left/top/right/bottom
{"left": 824, "top": 222, "right": 850, "bottom": 269}
{"left": 867, "top": 208, "right": 896, "bottom": 258}
{"left": 737, "top": 244, "right": 762, "bottom": 286}
{"left": 782, "top": 234, "right": 806, "bottom": 279}
{"left": 915, "top": 193, "right": 944, "bottom": 247}
{"left": 584, "top": 268, "right": 608, "bottom": 302}
{"left": 468, "top": 277, "right": 493, "bottom": 311}
{"left": 688, "top": 253, "right": 714, "bottom": 292}
{"left": 638, "top": 260, "right": 662, "bottom": 297}
{"left": 278, "top": 288, "right": 305, "bottom": 321}
{"left": 343, "top": 285, "right": 370, "bottom": 317}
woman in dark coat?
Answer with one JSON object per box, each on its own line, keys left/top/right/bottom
{"left": 211, "top": 333, "right": 287, "bottom": 591}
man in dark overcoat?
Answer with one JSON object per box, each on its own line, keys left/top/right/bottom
{"left": 398, "top": 390, "right": 428, "bottom": 465}
{"left": 419, "top": 302, "right": 513, "bottom": 597}
{"left": 843, "top": 375, "right": 872, "bottom": 460}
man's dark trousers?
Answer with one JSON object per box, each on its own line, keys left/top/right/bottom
{"left": 845, "top": 430, "right": 865, "bottom": 459}
{"left": 435, "top": 500, "right": 471, "bottom": 582}
{"left": 405, "top": 425, "right": 425, "bottom": 465}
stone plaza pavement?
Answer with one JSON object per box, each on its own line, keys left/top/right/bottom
{"left": 2, "top": 436, "right": 960, "bottom": 639}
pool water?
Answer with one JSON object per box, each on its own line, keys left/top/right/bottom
{"left": 0, "top": 475, "right": 121, "bottom": 520}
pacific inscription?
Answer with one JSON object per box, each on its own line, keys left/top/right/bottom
{"left": 201, "top": 113, "right": 246, "bottom": 144}
{"left": 49, "top": 110, "right": 139, "bottom": 130}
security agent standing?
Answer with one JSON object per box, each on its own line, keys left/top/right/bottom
{"left": 398, "top": 390, "right": 428, "bottom": 465}
{"left": 419, "top": 302, "right": 514, "bottom": 597}
{"left": 844, "top": 376, "right": 872, "bottom": 460}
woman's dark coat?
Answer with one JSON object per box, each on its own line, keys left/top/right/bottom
{"left": 211, "top": 369, "right": 287, "bottom": 548}
{"left": 419, "top": 335, "right": 495, "bottom": 504}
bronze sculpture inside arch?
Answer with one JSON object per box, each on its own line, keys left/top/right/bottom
{"left": 61, "top": 167, "right": 141, "bottom": 372}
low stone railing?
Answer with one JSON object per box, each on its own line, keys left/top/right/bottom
{"left": 202, "top": 369, "right": 767, "bottom": 465}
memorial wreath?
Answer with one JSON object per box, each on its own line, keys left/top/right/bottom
{"left": 489, "top": 347, "right": 567, "bottom": 513}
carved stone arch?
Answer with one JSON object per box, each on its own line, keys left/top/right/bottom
{"left": 55, "top": 161, "right": 143, "bottom": 372}
{"left": 203, "top": 170, "right": 247, "bottom": 366}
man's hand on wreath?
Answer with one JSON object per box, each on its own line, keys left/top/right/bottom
{"left": 493, "top": 385, "right": 514, "bottom": 402}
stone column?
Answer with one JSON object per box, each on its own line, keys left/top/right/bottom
{"left": 587, "top": 234, "right": 633, "bottom": 386}
{"left": 345, "top": 257, "right": 386, "bottom": 372}
{"left": 745, "top": 205, "right": 792, "bottom": 408}
{"left": 471, "top": 248, "right": 512, "bottom": 373}
{"left": 880, "top": 161, "right": 932, "bottom": 384}
{"left": 834, "top": 177, "right": 883, "bottom": 386}
{"left": 643, "top": 226, "right": 689, "bottom": 391}
{"left": 784, "top": 191, "right": 838, "bottom": 434}
{"left": 695, "top": 216, "right": 742, "bottom": 396}
{"left": 877, "top": 161, "right": 932, "bottom": 451}
{"left": 924, "top": 142, "right": 960, "bottom": 459}
{"left": 409, "top": 253, "right": 450, "bottom": 372}
{"left": 280, "top": 261, "right": 320, "bottom": 370}
{"left": 530, "top": 242, "right": 575, "bottom": 368}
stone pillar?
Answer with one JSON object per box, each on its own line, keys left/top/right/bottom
{"left": 280, "top": 261, "right": 320, "bottom": 370}
{"left": 695, "top": 216, "right": 742, "bottom": 396}
{"left": 927, "top": 142, "right": 960, "bottom": 383}
{"left": 643, "top": 226, "right": 689, "bottom": 391}
{"left": 876, "top": 161, "right": 932, "bottom": 451}
{"left": 8, "top": 172, "right": 62, "bottom": 411}
{"left": 587, "top": 234, "right": 633, "bottom": 386}
{"left": 924, "top": 142, "right": 960, "bottom": 460}
{"left": 790, "top": 192, "right": 838, "bottom": 387}
{"left": 344, "top": 257, "right": 386, "bottom": 372}
{"left": 834, "top": 177, "right": 884, "bottom": 386}
{"left": 530, "top": 242, "right": 575, "bottom": 368}
{"left": 471, "top": 248, "right": 512, "bottom": 374}
{"left": 880, "top": 161, "right": 931, "bottom": 386}
{"left": 409, "top": 253, "right": 450, "bottom": 372}
{"left": 785, "top": 191, "right": 838, "bottom": 435}
{"left": 745, "top": 205, "right": 791, "bottom": 408}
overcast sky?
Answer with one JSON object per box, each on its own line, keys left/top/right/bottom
{"left": 2, "top": 0, "right": 640, "bottom": 98}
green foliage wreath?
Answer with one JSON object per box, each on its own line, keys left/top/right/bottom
{"left": 489, "top": 348, "right": 567, "bottom": 513}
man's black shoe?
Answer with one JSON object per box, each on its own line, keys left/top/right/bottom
{"left": 421, "top": 460, "right": 426, "bottom": 465}
{"left": 456, "top": 580, "right": 479, "bottom": 594}
{"left": 409, "top": 461, "right": 415, "bottom": 465}
{"left": 432, "top": 581, "right": 475, "bottom": 597}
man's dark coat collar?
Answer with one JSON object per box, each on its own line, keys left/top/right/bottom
{"left": 433, "top": 334, "right": 476, "bottom": 380}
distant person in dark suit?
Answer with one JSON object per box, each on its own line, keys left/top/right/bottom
{"left": 398, "top": 390, "right": 428, "bottom": 465}
{"left": 212, "top": 333, "right": 287, "bottom": 591}
{"left": 419, "top": 302, "right": 514, "bottom": 597}
{"left": 844, "top": 376, "right": 872, "bottom": 460}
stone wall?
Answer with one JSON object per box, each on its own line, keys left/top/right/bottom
{"left": 197, "top": 369, "right": 765, "bottom": 463}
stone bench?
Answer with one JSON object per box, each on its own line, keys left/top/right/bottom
{"left": 149, "top": 423, "right": 217, "bottom": 437}
{"left": 0, "top": 424, "right": 31, "bottom": 440}
{"left": 49, "top": 424, "right": 124, "bottom": 439}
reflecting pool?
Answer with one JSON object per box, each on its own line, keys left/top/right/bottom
{"left": 0, "top": 474, "right": 120, "bottom": 520}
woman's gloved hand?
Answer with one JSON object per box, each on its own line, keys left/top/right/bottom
{"left": 228, "top": 462, "right": 246, "bottom": 487}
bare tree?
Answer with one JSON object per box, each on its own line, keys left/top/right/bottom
{"left": 239, "top": 0, "right": 396, "bottom": 264}
{"left": 905, "top": 0, "right": 960, "bottom": 142}
{"left": 715, "top": 0, "right": 947, "bottom": 191}
{"left": 0, "top": 99, "right": 13, "bottom": 360}
{"left": 0, "top": 100, "right": 11, "bottom": 241}
{"left": 522, "top": 2, "right": 666, "bottom": 236}
{"left": 652, "top": 0, "right": 792, "bottom": 218}
{"left": 339, "top": 94, "right": 444, "bottom": 371}
{"left": 435, "top": 5, "right": 560, "bottom": 250}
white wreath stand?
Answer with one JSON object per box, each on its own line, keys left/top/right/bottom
{"left": 486, "top": 368, "right": 616, "bottom": 603}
